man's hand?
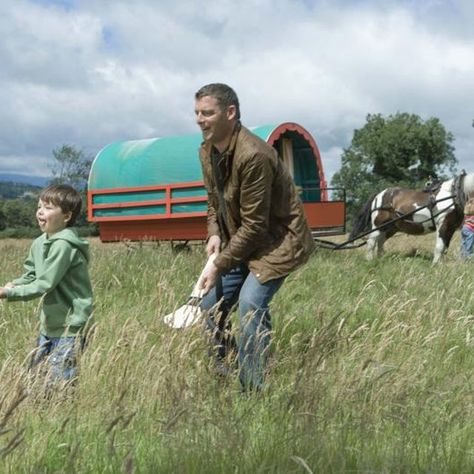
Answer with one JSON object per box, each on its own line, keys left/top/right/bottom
{"left": 206, "top": 235, "right": 221, "bottom": 257}
{"left": 199, "top": 262, "right": 219, "bottom": 295}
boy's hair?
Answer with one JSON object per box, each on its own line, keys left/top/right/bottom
{"left": 195, "top": 83, "right": 241, "bottom": 120}
{"left": 39, "top": 184, "right": 82, "bottom": 227}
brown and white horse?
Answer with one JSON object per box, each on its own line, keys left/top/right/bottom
{"left": 349, "top": 172, "right": 474, "bottom": 262}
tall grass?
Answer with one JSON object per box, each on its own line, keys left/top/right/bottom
{"left": 0, "top": 235, "right": 473, "bottom": 473}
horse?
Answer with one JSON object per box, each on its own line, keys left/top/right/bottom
{"left": 349, "top": 172, "right": 474, "bottom": 263}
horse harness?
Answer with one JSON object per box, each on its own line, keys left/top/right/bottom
{"left": 369, "top": 181, "right": 461, "bottom": 231}
{"left": 329, "top": 172, "right": 468, "bottom": 251}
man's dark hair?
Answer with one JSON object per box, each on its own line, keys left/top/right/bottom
{"left": 195, "top": 83, "right": 241, "bottom": 120}
{"left": 39, "top": 184, "right": 82, "bottom": 227}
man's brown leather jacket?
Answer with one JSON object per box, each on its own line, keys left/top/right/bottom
{"left": 199, "top": 124, "right": 314, "bottom": 283}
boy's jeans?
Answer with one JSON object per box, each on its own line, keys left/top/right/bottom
{"left": 460, "top": 227, "right": 474, "bottom": 260}
{"left": 200, "top": 264, "right": 285, "bottom": 391}
{"left": 29, "top": 334, "right": 82, "bottom": 383}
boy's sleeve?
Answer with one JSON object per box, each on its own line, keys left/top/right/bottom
{"left": 11, "top": 247, "right": 36, "bottom": 286}
{"left": 6, "top": 240, "right": 73, "bottom": 302}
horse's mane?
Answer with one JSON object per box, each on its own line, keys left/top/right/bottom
{"left": 452, "top": 170, "right": 468, "bottom": 211}
{"left": 349, "top": 192, "right": 378, "bottom": 240}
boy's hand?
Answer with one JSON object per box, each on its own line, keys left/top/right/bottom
{"left": 4, "top": 282, "right": 14, "bottom": 289}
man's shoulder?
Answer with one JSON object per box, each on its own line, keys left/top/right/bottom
{"left": 237, "top": 126, "right": 274, "bottom": 157}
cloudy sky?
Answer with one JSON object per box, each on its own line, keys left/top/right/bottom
{"left": 0, "top": 0, "right": 473, "bottom": 184}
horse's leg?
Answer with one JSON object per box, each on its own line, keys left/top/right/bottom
{"left": 433, "top": 232, "right": 446, "bottom": 263}
{"left": 366, "top": 234, "right": 376, "bottom": 260}
{"left": 376, "top": 232, "right": 387, "bottom": 257}
{"left": 366, "top": 231, "right": 383, "bottom": 260}
{"left": 366, "top": 198, "right": 385, "bottom": 260}
{"left": 433, "top": 210, "right": 463, "bottom": 263}
{"left": 368, "top": 226, "right": 396, "bottom": 259}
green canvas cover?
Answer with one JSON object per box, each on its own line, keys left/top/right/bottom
{"left": 89, "top": 125, "right": 280, "bottom": 191}
{"left": 88, "top": 124, "right": 321, "bottom": 219}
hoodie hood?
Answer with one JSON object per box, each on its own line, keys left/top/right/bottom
{"left": 46, "top": 227, "right": 90, "bottom": 262}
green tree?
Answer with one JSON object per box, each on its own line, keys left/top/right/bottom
{"left": 0, "top": 205, "right": 6, "bottom": 231}
{"left": 2, "top": 198, "right": 38, "bottom": 228}
{"left": 49, "top": 145, "right": 93, "bottom": 191}
{"left": 332, "top": 112, "right": 457, "bottom": 219}
{"left": 48, "top": 145, "right": 96, "bottom": 229}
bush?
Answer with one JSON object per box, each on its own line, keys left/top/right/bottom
{"left": 0, "top": 227, "right": 41, "bottom": 239}
{"left": 77, "top": 224, "right": 100, "bottom": 237}
{"left": 0, "top": 225, "right": 99, "bottom": 239}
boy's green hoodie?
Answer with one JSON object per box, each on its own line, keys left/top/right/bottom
{"left": 6, "top": 228, "right": 93, "bottom": 337}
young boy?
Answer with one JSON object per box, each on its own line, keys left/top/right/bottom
{"left": 0, "top": 184, "right": 93, "bottom": 385}
{"left": 460, "top": 197, "right": 474, "bottom": 260}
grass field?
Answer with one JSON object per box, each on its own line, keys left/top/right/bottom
{"left": 0, "top": 233, "right": 473, "bottom": 473}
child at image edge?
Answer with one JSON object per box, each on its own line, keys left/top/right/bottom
{"left": 460, "top": 196, "right": 474, "bottom": 260}
{"left": 0, "top": 184, "right": 93, "bottom": 384}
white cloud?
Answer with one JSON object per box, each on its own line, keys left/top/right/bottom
{"left": 0, "top": 0, "right": 472, "bottom": 181}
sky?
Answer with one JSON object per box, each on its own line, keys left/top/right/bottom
{"left": 0, "top": 0, "right": 473, "bottom": 185}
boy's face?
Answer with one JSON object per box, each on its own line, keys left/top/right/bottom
{"left": 36, "top": 199, "right": 72, "bottom": 236}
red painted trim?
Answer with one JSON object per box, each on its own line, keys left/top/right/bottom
{"left": 90, "top": 180, "right": 205, "bottom": 195}
{"left": 91, "top": 195, "right": 208, "bottom": 210}
{"left": 93, "top": 211, "right": 207, "bottom": 223}
{"left": 304, "top": 201, "right": 345, "bottom": 227}
{"left": 87, "top": 190, "right": 94, "bottom": 221}
{"left": 88, "top": 181, "right": 208, "bottom": 222}
{"left": 266, "top": 122, "right": 328, "bottom": 200}
{"left": 98, "top": 218, "right": 208, "bottom": 241}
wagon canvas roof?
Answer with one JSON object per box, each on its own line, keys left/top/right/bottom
{"left": 88, "top": 123, "right": 325, "bottom": 190}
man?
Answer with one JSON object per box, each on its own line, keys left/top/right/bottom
{"left": 195, "top": 83, "right": 314, "bottom": 391}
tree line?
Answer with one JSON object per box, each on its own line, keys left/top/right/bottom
{"left": 0, "top": 145, "right": 97, "bottom": 238}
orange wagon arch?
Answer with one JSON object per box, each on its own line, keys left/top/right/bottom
{"left": 87, "top": 122, "right": 345, "bottom": 242}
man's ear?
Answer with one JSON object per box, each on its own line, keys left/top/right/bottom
{"left": 226, "top": 105, "right": 237, "bottom": 121}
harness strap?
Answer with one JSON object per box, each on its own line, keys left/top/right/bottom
{"left": 427, "top": 193, "right": 438, "bottom": 230}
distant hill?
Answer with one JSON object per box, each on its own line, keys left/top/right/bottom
{"left": 0, "top": 173, "right": 49, "bottom": 187}
{"left": 0, "top": 181, "right": 42, "bottom": 199}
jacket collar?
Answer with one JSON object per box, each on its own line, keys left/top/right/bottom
{"left": 225, "top": 120, "right": 241, "bottom": 157}
{"left": 202, "top": 121, "right": 241, "bottom": 158}
{"left": 203, "top": 121, "right": 241, "bottom": 182}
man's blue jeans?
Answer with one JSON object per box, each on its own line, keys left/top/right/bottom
{"left": 29, "top": 334, "right": 81, "bottom": 384}
{"left": 460, "top": 227, "right": 474, "bottom": 260}
{"left": 200, "top": 264, "right": 285, "bottom": 391}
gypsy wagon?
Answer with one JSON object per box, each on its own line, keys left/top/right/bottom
{"left": 87, "top": 122, "right": 345, "bottom": 242}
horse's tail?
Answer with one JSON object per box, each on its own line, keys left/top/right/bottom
{"left": 349, "top": 192, "right": 378, "bottom": 240}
